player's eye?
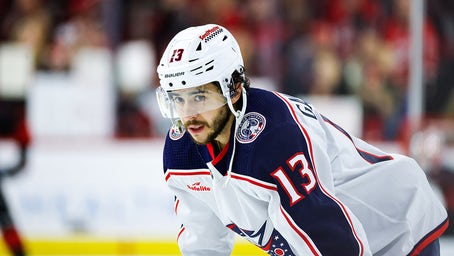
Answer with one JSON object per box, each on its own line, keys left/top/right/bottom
{"left": 193, "top": 94, "right": 206, "bottom": 103}
{"left": 172, "top": 96, "right": 184, "bottom": 104}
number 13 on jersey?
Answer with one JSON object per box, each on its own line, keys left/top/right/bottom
{"left": 271, "top": 152, "right": 317, "bottom": 206}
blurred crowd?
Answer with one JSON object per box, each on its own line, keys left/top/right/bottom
{"left": 0, "top": 0, "right": 453, "bottom": 141}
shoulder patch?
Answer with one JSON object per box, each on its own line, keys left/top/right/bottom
{"left": 169, "top": 125, "right": 185, "bottom": 140}
{"left": 236, "top": 112, "right": 266, "bottom": 144}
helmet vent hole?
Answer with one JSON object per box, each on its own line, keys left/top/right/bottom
{"left": 189, "top": 58, "right": 199, "bottom": 62}
{"left": 223, "top": 35, "right": 228, "bottom": 41}
{"left": 206, "top": 66, "right": 214, "bottom": 71}
{"left": 169, "top": 83, "right": 173, "bottom": 87}
{"left": 205, "top": 60, "right": 214, "bottom": 66}
{"left": 190, "top": 66, "right": 202, "bottom": 72}
{"left": 196, "top": 43, "right": 202, "bottom": 51}
{"left": 182, "top": 81, "right": 186, "bottom": 85}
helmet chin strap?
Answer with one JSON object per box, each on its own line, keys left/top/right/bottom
{"left": 223, "top": 87, "right": 247, "bottom": 187}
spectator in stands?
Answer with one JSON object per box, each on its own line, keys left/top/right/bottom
{"left": 0, "top": 0, "right": 51, "bottom": 69}
{"left": 309, "top": 47, "right": 342, "bottom": 95}
{"left": 379, "top": 0, "right": 441, "bottom": 140}
{"left": 48, "top": 0, "right": 108, "bottom": 71}
{"left": 344, "top": 28, "right": 399, "bottom": 140}
{"left": 381, "top": 0, "right": 440, "bottom": 89}
{"left": 242, "top": 0, "right": 284, "bottom": 87}
{"left": 425, "top": 0, "right": 454, "bottom": 116}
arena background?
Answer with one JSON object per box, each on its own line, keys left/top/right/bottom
{"left": 0, "top": 0, "right": 453, "bottom": 255}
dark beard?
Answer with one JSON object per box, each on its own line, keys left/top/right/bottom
{"left": 207, "top": 106, "right": 232, "bottom": 143}
{"left": 185, "top": 105, "right": 232, "bottom": 145}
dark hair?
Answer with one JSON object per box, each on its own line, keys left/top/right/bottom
{"left": 210, "top": 66, "right": 248, "bottom": 112}
{"left": 212, "top": 65, "right": 250, "bottom": 97}
{"left": 232, "top": 66, "right": 250, "bottom": 91}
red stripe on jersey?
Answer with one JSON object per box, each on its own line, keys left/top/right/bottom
{"left": 207, "top": 143, "right": 216, "bottom": 158}
{"left": 408, "top": 218, "right": 449, "bottom": 256}
{"left": 230, "top": 173, "right": 277, "bottom": 191}
{"left": 165, "top": 170, "right": 211, "bottom": 181}
{"left": 280, "top": 206, "right": 320, "bottom": 255}
{"left": 260, "top": 235, "right": 274, "bottom": 251}
{"left": 210, "top": 142, "right": 230, "bottom": 166}
{"left": 177, "top": 226, "right": 185, "bottom": 242}
{"left": 274, "top": 92, "right": 365, "bottom": 256}
{"left": 174, "top": 198, "right": 180, "bottom": 215}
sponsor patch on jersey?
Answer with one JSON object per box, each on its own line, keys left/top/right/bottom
{"left": 169, "top": 125, "right": 185, "bottom": 140}
{"left": 187, "top": 181, "right": 211, "bottom": 192}
{"left": 236, "top": 112, "right": 266, "bottom": 144}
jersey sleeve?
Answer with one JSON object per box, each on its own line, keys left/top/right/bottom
{"left": 167, "top": 186, "right": 235, "bottom": 256}
{"left": 251, "top": 122, "right": 371, "bottom": 255}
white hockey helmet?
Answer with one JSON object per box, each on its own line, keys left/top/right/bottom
{"left": 156, "top": 24, "right": 244, "bottom": 120}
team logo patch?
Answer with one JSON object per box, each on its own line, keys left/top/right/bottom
{"left": 236, "top": 112, "right": 266, "bottom": 143}
{"left": 169, "top": 125, "right": 185, "bottom": 140}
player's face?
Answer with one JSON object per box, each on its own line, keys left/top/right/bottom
{"left": 177, "top": 84, "right": 233, "bottom": 145}
{"left": 168, "top": 83, "right": 227, "bottom": 120}
{"left": 183, "top": 104, "right": 232, "bottom": 145}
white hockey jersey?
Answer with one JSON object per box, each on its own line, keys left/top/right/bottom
{"left": 162, "top": 88, "right": 448, "bottom": 256}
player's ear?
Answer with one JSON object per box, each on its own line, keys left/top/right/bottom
{"left": 231, "top": 82, "right": 242, "bottom": 104}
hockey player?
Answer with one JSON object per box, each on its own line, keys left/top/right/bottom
{"left": 156, "top": 24, "right": 448, "bottom": 256}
